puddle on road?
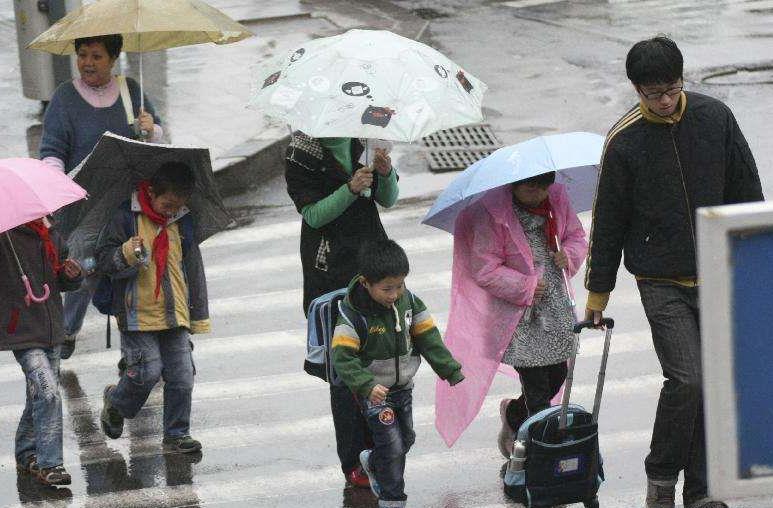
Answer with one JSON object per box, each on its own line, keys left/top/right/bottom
{"left": 702, "top": 65, "right": 773, "bottom": 85}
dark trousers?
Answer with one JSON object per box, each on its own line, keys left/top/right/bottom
{"left": 360, "top": 388, "right": 415, "bottom": 504}
{"left": 506, "top": 361, "right": 568, "bottom": 432}
{"left": 330, "top": 384, "right": 370, "bottom": 474}
{"left": 638, "top": 280, "right": 707, "bottom": 504}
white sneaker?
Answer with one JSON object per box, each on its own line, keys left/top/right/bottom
{"left": 359, "top": 449, "right": 381, "bottom": 498}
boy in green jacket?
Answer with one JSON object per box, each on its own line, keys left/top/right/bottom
{"left": 331, "top": 239, "right": 464, "bottom": 508}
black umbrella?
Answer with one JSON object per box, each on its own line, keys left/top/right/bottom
{"left": 59, "top": 132, "right": 234, "bottom": 260}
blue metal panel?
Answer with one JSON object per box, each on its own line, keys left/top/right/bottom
{"left": 731, "top": 230, "right": 773, "bottom": 478}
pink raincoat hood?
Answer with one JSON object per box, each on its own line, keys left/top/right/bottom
{"left": 434, "top": 183, "right": 588, "bottom": 446}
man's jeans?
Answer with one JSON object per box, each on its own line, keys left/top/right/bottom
{"left": 13, "top": 347, "right": 63, "bottom": 469}
{"left": 63, "top": 274, "right": 98, "bottom": 337}
{"left": 330, "top": 383, "right": 370, "bottom": 474}
{"left": 638, "top": 280, "right": 707, "bottom": 504}
{"left": 360, "top": 388, "right": 415, "bottom": 507}
{"left": 110, "top": 328, "right": 195, "bottom": 438}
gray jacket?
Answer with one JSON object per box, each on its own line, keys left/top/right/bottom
{"left": 0, "top": 224, "right": 82, "bottom": 351}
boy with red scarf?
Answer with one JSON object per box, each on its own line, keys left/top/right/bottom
{"left": 0, "top": 218, "right": 83, "bottom": 485}
{"left": 94, "top": 161, "right": 210, "bottom": 453}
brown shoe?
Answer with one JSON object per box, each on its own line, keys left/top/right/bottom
{"left": 16, "top": 454, "right": 37, "bottom": 475}
{"left": 37, "top": 465, "right": 71, "bottom": 486}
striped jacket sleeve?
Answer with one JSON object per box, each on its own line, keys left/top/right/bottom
{"left": 584, "top": 113, "right": 637, "bottom": 297}
{"left": 330, "top": 311, "right": 375, "bottom": 397}
{"left": 410, "top": 294, "right": 464, "bottom": 385}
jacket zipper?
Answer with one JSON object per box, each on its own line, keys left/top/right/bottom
{"left": 670, "top": 126, "right": 697, "bottom": 255}
{"left": 40, "top": 246, "right": 54, "bottom": 346}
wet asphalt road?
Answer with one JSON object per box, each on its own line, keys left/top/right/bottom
{"left": 1, "top": 0, "right": 773, "bottom": 506}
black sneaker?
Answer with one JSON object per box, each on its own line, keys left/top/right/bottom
{"left": 60, "top": 337, "right": 76, "bottom": 360}
{"left": 37, "top": 465, "right": 71, "bottom": 486}
{"left": 100, "top": 385, "right": 124, "bottom": 439}
{"left": 163, "top": 435, "right": 202, "bottom": 453}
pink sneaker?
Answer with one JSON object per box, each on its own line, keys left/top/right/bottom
{"left": 498, "top": 398, "right": 515, "bottom": 458}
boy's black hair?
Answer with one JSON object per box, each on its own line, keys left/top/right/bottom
{"left": 149, "top": 161, "right": 196, "bottom": 199}
{"left": 626, "top": 36, "right": 683, "bottom": 86}
{"left": 514, "top": 171, "right": 555, "bottom": 189}
{"left": 75, "top": 34, "right": 124, "bottom": 59}
{"left": 358, "top": 239, "right": 410, "bottom": 283}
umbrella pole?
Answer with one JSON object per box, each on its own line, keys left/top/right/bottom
{"left": 4, "top": 233, "right": 26, "bottom": 276}
{"left": 4, "top": 232, "right": 51, "bottom": 306}
{"left": 549, "top": 210, "right": 576, "bottom": 310}
{"left": 139, "top": 33, "right": 145, "bottom": 111}
{"left": 136, "top": 34, "right": 149, "bottom": 141}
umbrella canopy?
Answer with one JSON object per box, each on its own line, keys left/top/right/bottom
{"left": 27, "top": 0, "right": 253, "bottom": 54}
{"left": 0, "top": 158, "right": 87, "bottom": 234}
{"left": 422, "top": 132, "right": 604, "bottom": 234}
{"left": 58, "top": 133, "right": 234, "bottom": 260}
{"left": 250, "top": 29, "right": 487, "bottom": 142}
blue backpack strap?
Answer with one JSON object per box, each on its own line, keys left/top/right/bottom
{"left": 338, "top": 300, "right": 368, "bottom": 345}
{"left": 179, "top": 214, "right": 194, "bottom": 255}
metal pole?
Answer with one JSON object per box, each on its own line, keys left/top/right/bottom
{"left": 559, "top": 332, "right": 579, "bottom": 430}
{"left": 591, "top": 327, "right": 612, "bottom": 423}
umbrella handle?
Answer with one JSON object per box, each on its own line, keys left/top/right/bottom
{"left": 22, "top": 275, "right": 50, "bottom": 306}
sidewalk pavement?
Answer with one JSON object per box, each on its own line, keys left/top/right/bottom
{"left": 0, "top": 0, "right": 429, "bottom": 196}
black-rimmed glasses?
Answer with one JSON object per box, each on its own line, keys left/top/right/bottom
{"left": 639, "top": 85, "right": 683, "bottom": 101}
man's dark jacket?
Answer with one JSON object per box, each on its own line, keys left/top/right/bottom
{"left": 586, "top": 92, "right": 764, "bottom": 293}
{"left": 0, "top": 223, "right": 82, "bottom": 350}
{"left": 284, "top": 133, "right": 388, "bottom": 314}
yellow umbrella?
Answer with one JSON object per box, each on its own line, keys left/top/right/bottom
{"left": 28, "top": 0, "right": 253, "bottom": 107}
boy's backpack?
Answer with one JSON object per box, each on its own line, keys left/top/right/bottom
{"left": 304, "top": 287, "right": 368, "bottom": 386}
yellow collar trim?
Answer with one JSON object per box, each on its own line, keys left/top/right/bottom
{"left": 639, "top": 92, "right": 687, "bottom": 124}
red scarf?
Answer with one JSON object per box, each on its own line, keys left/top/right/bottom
{"left": 26, "top": 219, "right": 62, "bottom": 274}
{"left": 137, "top": 181, "right": 169, "bottom": 300}
{"left": 525, "top": 198, "right": 558, "bottom": 252}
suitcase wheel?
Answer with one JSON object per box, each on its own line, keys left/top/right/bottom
{"left": 583, "top": 497, "right": 600, "bottom": 508}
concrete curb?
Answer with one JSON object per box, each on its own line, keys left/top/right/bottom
{"left": 212, "top": 0, "right": 430, "bottom": 198}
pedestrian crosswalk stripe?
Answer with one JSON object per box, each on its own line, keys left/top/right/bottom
{"left": 201, "top": 206, "right": 431, "bottom": 250}
{"left": 2, "top": 429, "right": 656, "bottom": 508}
{"left": 204, "top": 232, "right": 453, "bottom": 281}
{"left": 0, "top": 372, "right": 661, "bottom": 470}
{"left": 0, "top": 325, "right": 653, "bottom": 390}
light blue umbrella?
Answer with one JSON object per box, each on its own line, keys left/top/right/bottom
{"left": 422, "top": 131, "right": 604, "bottom": 233}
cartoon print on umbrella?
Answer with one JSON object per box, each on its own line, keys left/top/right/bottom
{"left": 342, "top": 82, "right": 371, "bottom": 97}
{"left": 290, "top": 48, "right": 305, "bottom": 62}
{"left": 435, "top": 65, "right": 449, "bottom": 79}
{"left": 361, "top": 106, "right": 395, "bottom": 127}
{"left": 262, "top": 71, "right": 281, "bottom": 88}
{"left": 456, "top": 70, "right": 473, "bottom": 93}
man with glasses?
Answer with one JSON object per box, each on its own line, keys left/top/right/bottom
{"left": 583, "top": 37, "right": 763, "bottom": 508}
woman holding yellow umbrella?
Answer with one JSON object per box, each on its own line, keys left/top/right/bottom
{"left": 29, "top": 0, "right": 252, "bottom": 360}
{"left": 40, "top": 33, "right": 163, "bottom": 359}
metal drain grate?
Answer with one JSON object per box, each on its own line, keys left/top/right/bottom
{"left": 426, "top": 149, "right": 498, "bottom": 173}
{"left": 422, "top": 124, "right": 501, "bottom": 172}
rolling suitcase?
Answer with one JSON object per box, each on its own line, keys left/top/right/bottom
{"left": 503, "top": 317, "right": 615, "bottom": 508}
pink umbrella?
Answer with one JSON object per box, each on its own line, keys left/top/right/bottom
{"left": 0, "top": 158, "right": 87, "bottom": 305}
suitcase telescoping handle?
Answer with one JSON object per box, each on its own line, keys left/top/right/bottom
{"left": 573, "top": 317, "right": 615, "bottom": 333}
{"left": 559, "top": 317, "right": 615, "bottom": 430}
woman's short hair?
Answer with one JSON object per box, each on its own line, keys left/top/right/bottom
{"left": 74, "top": 34, "right": 123, "bottom": 59}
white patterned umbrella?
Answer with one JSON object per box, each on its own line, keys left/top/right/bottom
{"left": 250, "top": 29, "right": 487, "bottom": 142}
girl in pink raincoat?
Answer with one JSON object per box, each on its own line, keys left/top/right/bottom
{"left": 435, "top": 172, "right": 588, "bottom": 456}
